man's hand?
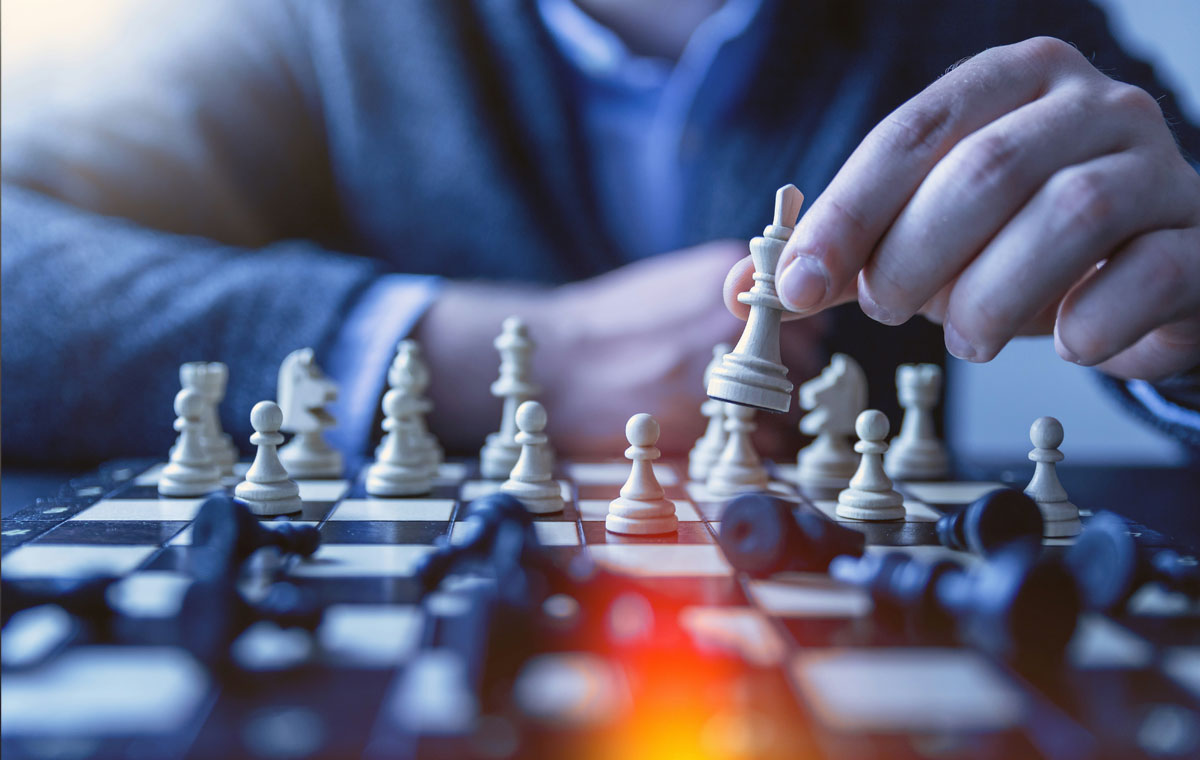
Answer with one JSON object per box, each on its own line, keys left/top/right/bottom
{"left": 724, "top": 36, "right": 1200, "bottom": 380}
{"left": 418, "top": 241, "right": 824, "bottom": 457}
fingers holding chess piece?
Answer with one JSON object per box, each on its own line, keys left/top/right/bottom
{"left": 160, "top": 388, "right": 223, "bottom": 497}
{"left": 607, "top": 414, "right": 678, "bottom": 535}
{"left": 234, "top": 401, "right": 302, "bottom": 516}
{"left": 1023, "top": 416, "right": 1081, "bottom": 538}
{"left": 836, "top": 410, "right": 905, "bottom": 521}
{"left": 501, "top": 401, "right": 563, "bottom": 514}
{"left": 707, "top": 185, "right": 803, "bottom": 413}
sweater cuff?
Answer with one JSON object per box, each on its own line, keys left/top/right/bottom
{"left": 324, "top": 274, "right": 442, "bottom": 456}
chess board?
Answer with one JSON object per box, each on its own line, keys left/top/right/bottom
{"left": 3, "top": 457, "right": 1200, "bottom": 760}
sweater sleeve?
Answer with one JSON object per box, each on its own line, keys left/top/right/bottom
{"left": 0, "top": 0, "right": 391, "bottom": 464}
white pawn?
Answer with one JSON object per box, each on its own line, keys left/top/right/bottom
{"left": 688, "top": 343, "right": 732, "bottom": 482}
{"left": 366, "top": 378, "right": 435, "bottom": 497}
{"left": 234, "top": 401, "right": 302, "bottom": 515}
{"left": 706, "top": 403, "right": 769, "bottom": 496}
{"left": 1024, "top": 416, "right": 1081, "bottom": 537}
{"left": 796, "top": 353, "right": 867, "bottom": 496}
{"left": 386, "top": 338, "right": 444, "bottom": 475}
{"left": 159, "top": 388, "right": 223, "bottom": 497}
{"left": 481, "top": 317, "right": 541, "bottom": 479}
{"left": 501, "top": 401, "right": 563, "bottom": 514}
{"left": 836, "top": 410, "right": 905, "bottom": 521}
{"left": 607, "top": 414, "right": 679, "bottom": 535}
{"left": 884, "top": 363, "right": 950, "bottom": 480}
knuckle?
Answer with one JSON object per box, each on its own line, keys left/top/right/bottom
{"left": 951, "top": 130, "right": 1021, "bottom": 189}
{"left": 1047, "top": 168, "right": 1117, "bottom": 239}
{"left": 1017, "top": 36, "right": 1083, "bottom": 70}
{"left": 1105, "top": 82, "right": 1162, "bottom": 120}
{"left": 878, "top": 102, "right": 956, "bottom": 154}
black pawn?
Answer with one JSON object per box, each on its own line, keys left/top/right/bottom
{"left": 1067, "top": 511, "right": 1200, "bottom": 613}
{"left": 180, "top": 579, "right": 323, "bottom": 666}
{"left": 719, "top": 494, "right": 865, "bottom": 577}
{"left": 191, "top": 494, "right": 321, "bottom": 578}
{"left": 936, "top": 488, "right": 1044, "bottom": 556}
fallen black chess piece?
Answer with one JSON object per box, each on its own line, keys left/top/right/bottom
{"left": 830, "top": 546, "right": 1080, "bottom": 668}
{"left": 1066, "top": 510, "right": 1200, "bottom": 613}
{"left": 717, "top": 493, "right": 865, "bottom": 577}
{"left": 191, "top": 494, "right": 321, "bottom": 582}
{"left": 936, "top": 488, "right": 1044, "bottom": 557}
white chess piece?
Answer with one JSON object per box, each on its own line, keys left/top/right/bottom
{"left": 607, "top": 414, "right": 678, "bottom": 535}
{"left": 884, "top": 363, "right": 950, "bottom": 480}
{"left": 706, "top": 403, "right": 769, "bottom": 496}
{"left": 1024, "top": 416, "right": 1081, "bottom": 537}
{"left": 688, "top": 342, "right": 732, "bottom": 482}
{"left": 366, "top": 359, "right": 435, "bottom": 497}
{"left": 707, "top": 185, "right": 803, "bottom": 413}
{"left": 501, "top": 400, "right": 563, "bottom": 514}
{"left": 234, "top": 401, "right": 302, "bottom": 515}
{"left": 481, "top": 317, "right": 541, "bottom": 479}
{"left": 159, "top": 388, "right": 223, "bottom": 497}
{"left": 393, "top": 339, "right": 443, "bottom": 475}
{"left": 795, "top": 353, "right": 867, "bottom": 496}
{"left": 277, "top": 348, "right": 344, "bottom": 478}
{"left": 836, "top": 410, "right": 905, "bottom": 521}
{"left": 180, "top": 362, "right": 237, "bottom": 476}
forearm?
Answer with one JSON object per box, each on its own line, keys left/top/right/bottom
{"left": 0, "top": 185, "right": 380, "bottom": 465}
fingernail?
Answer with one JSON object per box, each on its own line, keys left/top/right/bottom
{"left": 1055, "top": 334, "right": 1085, "bottom": 365}
{"left": 858, "top": 289, "right": 900, "bottom": 325}
{"left": 777, "top": 255, "right": 829, "bottom": 312}
{"left": 944, "top": 322, "right": 978, "bottom": 361}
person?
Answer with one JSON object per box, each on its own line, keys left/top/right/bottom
{"left": 2, "top": 0, "right": 1197, "bottom": 466}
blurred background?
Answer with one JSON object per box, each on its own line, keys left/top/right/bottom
{"left": 3, "top": 0, "right": 1198, "bottom": 466}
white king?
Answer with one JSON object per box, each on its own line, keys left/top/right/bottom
{"left": 706, "top": 184, "right": 803, "bottom": 413}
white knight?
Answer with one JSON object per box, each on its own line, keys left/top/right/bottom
{"left": 277, "top": 347, "right": 343, "bottom": 478}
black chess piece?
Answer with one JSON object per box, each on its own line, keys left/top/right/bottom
{"left": 191, "top": 494, "right": 321, "bottom": 580}
{"left": 831, "top": 546, "right": 1080, "bottom": 665}
{"left": 180, "top": 578, "right": 323, "bottom": 667}
{"left": 1067, "top": 511, "right": 1200, "bottom": 613}
{"left": 936, "top": 488, "right": 1044, "bottom": 557}
{"left": 718, "top": 493, "right": 865, "bottom": 577}
{"left": 415, "top": 493, "right": 537, "bottom": 592}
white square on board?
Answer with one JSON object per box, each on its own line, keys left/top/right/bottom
{"left": 1, "top": 545, "right": 157, "bottom": 580}
{"left": 288, "top": 544, "right": 436, "bottom": 577}
{"left": 460, "top": 480, "right": 572, "bottom": 502}
{"left": 586, "top": 544, "right": 732, "bottom": 577}
{"left": 107, "top": 571, "right": 194, "bottom": 618}
{"left": 792, "top": 649, "right": 1027, "bottom": 732}
{"left": 70, "top": 499, "right": 205, "bottom": 522}
{"left": 296, "top": 480, "right": 351, "bottom": 502}
{"left": 900, "top": 482, "right": 1007, "bottom": 505}
{"left": 329, "top": 499, "right": 455, "bottom": 522}
{"left": 747, "top": 577, "right": 872, "bottom": 618}
{"left": 0, "top": 647, "right": 209, "bottom": 736}
{"left": 319, "top": 604, "right": 424, "bottom": 667}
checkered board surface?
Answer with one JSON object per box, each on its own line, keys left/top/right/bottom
{"left": 3, "top": 458, "right": 1200, "bottom": 760}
